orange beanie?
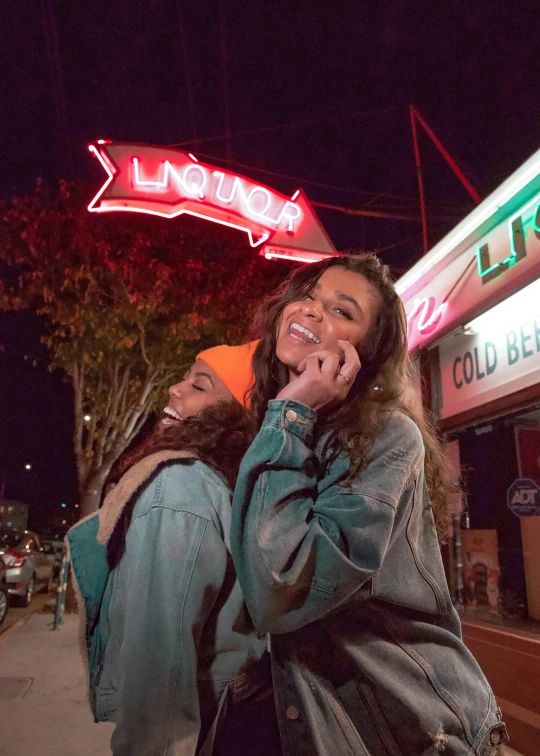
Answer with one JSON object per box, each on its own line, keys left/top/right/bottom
{"left": 196, "top": 340, "right": 259, "bottom": 408}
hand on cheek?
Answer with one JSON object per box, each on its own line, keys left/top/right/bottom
{"left": 276, "top": 340, "right": 361, "bottom": 412}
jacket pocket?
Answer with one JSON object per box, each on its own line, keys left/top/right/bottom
{"left": 322, "top": 678, "right": 372, "bottom": 756}
{"left": 334, "top": 676, "right": 405, "bottom": 756}
{"left": 356, "top": 680, "right": 405, "bottom": 756}
{"left": 90, "top": 663, "right": 103, "bottom": 721}
{"left": 92, "top": 665, "right": 118, "bottom": 723}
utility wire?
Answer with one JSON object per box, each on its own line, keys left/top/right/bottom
{"left": 40, "top": 0, "right": 71, "bottom": 171}
{"left": 189, "top": 150, "right": 468, "bottom": 221}
{"left": 311, "top": 201, "right": 461, "bottom": 224}
{"left": 218, "top": 0, "right": 232, "bottom": 165}
{"left": 168, "top": 108, "right": 393, "bottom": 149}
{"left": 189, "top": 150, "right": 468, "bottom": 213}
{"left": 177, "top": 3, "right": 198, "bottom": 143}
{"left": 375, "top": 232, "right": 427, "bottom": 254}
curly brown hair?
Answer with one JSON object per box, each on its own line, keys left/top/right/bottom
{"left": 110, "top": 400, "right": 257, "bottom": 491}
{"left": 249, "top": 252, "right": 458, "bottom": 538}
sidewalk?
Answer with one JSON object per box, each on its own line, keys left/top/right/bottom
{"left": 0, "top": 612, "right": 527, "bottom": 756}
{"left": 0, "top": 612, "right": 114, "bottom": 756}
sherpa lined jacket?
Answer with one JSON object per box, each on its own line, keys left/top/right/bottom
{"left": 67, "top": 450, "right": 270, "bottom": 756}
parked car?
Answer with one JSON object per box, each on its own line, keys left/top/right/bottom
{"left": 0, "top": 556, "right": 9, "bottom": 627}
{"left": 41, "top": 539, "right": 65, "bottom": 581}
{"left": 0, "top": 530, "right": 54, "bottom": 606}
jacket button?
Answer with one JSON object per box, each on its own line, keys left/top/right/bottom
{"left": 285, "top": 409, "right": 298, "bottom": 422}
{"left": 286, "top": 706, "right": 300, "bottom": 720}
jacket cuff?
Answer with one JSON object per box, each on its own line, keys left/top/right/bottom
{"left": 264, "top": 400, "right": 317, "bottom": 443}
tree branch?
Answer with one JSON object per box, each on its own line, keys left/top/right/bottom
{"left": 100, "top": 363, "right": 133, "bottom": 457}
{"left": 137, "top": 321, "right": 151, "bottom": 366}
{"left": 120, "top": 366, "right": 158, "bottom": 443}
{"left": 72, "top": 362, "right": 88, "bottom": 491}
{"left": 84, "top": 375, "right": 101, "bottom": 456}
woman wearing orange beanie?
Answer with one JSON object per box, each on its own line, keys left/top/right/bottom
{"left": 67, "top": 343, "right": 282, "bottom": 756}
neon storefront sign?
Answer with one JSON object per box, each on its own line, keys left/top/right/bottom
{"left": 475, "top": 193, "right": 540, "bottom": 284}
{"left": 88, "top": 141, "right": 337, "bottom": 263}
{"left": 407, "top": 296, "right": 447, "bottom": 346}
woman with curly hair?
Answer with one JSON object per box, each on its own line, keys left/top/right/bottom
{"left": 231, "top": 254, "right": 508, "bottom": 755}
{"left": 67, "top": 343, "right": 282, "bottom": 756}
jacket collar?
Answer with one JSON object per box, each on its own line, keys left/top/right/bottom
{"left": 97, "top": 450, "right": 197, "bottom": 546}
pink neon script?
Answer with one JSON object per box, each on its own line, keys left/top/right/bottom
{"left": 407, "top": 297, "right": 447, "bottom": 344}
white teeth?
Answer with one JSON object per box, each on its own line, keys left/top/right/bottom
{"left": 163, "top": 406, "right": 182, "bottom": 421}
{"left": 290, "top": 322, "right": 320, "bottom": 344}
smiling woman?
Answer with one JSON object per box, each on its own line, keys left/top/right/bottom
{"left": 67, "top": 342, "right": 284, "bottom": 756}
{"left": 159, "top": 358, "right": 236, "bottom": 429}
{"left": 114, "top": 345, "right": 259, "bottom": 489}
{"left": 276, "top": 266, "right": 377, "bottom": 381}
{"left": 229, "top": 253, "right": 509, "bottom": 755}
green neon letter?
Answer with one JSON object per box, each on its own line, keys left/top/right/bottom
{"left": 510, "top": 215, "right": 527, "bottom": 265}
{"left": 533, "top": 202, "right": 540, "bottom": 235}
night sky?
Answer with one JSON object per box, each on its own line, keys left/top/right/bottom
{"left": 1, "top": 1, "right": 539, "bottom": 530}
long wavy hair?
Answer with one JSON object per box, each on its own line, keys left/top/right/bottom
{"left": 110, "top": 401, "right": 256, "bottom": 491}
{"left": 249, "top": 253, "right": 457, "bottom": 538}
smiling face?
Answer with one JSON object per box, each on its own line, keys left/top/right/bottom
{"left": 159, "top": 359, "right": 234, "bottom": 429}
{"left": 276, "top": 266, "right": 378, "bottom": 378}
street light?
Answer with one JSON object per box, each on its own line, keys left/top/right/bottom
{"left": 84, "top": 414, "right": 91, "bottom": 422}
{"left": 25, "top": 463, "right": 32, "bottom": 471}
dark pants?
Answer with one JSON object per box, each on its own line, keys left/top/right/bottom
{"left": 200, "top": 693, "right": 283, "bottom": 756}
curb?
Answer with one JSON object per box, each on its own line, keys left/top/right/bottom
{"left": 0, "top": 612, "right": 35, "bottom": 646}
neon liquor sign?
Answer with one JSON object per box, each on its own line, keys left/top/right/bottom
{"left": 88, "top": 142, "right": 337, "bottom": 263}
{"left": 476, "top": 193, "right": 540, "bottom": 284}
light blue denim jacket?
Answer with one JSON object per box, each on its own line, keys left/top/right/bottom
{"left": 68, "top": 451, "right": 269, "bottom": 756}
{"left": 230, "top": 400, "right": 508, "bottom": 756}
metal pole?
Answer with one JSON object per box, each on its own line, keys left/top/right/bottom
{"left": 410, "top": 105, "right": 481, "bottom": 205}
{"left": 53, "top": 551, "right": 70, "bottom": 630}
{"left": 409, "top": 105, "right": 429, "bottom": 255}
{"left": 453, "top": 512, "right": 464, "bottom": 611}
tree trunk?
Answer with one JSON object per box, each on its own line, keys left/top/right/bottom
{"left": 79, "top": 466, "right": 113, "bottom": 519}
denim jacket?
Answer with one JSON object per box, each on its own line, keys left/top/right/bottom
{"left": 231, "top": 400, "right": 508, "bottom": 756}
{"left": 67, "top": 450, "right": 269, "bottom": 756}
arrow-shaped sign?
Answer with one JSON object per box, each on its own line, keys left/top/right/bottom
{"left": 88, "top": 142, "right": 337, "bottom": 262}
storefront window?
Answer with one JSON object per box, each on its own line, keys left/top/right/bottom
{"left": 448, "top": 407, "right": 540, "bottom": 634}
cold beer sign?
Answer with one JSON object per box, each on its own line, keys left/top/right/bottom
{"left": 88, "top": 141, "right": 337, "bottom": 264}
{"left": 438, "top": 276, "right": 540, "bottom": 419}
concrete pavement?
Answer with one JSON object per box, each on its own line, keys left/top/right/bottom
{"left": 0, "top": 612, "right": 113, "bottom": 756}
{"left": 0, "top": 610, "right": 526, "bottom": 756}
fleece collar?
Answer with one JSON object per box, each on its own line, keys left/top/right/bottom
{"left": 96, "top": 450, "right": 197, "bottom": 545}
